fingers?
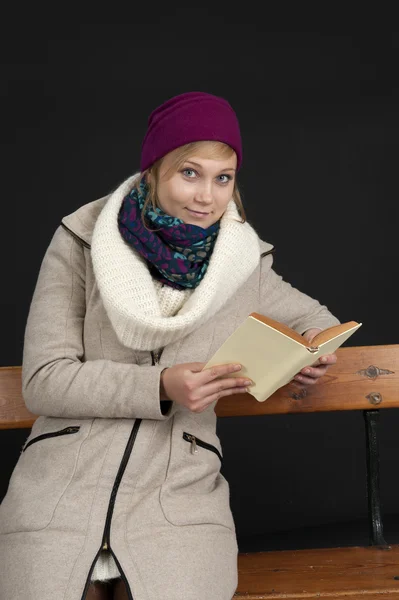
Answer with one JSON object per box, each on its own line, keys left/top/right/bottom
{"left": 200, "top": 363, "right": 243, "bottom": 383}
{"left": 190, "top": 386, "right": 250, "bottom": 413}
{"left": 189, "top": 362, "right": 209, "bottom": 372}
{"left": 299, "top": 364, "right": 328, "bottom": 378}
{"left": 189, "top": 364, "right": 251, "bottom": 413}
{"left": 294, "top": 353, "right": 337, "bottom": 385}
{"left": 294, "top": 368, "right": 327, "bottom": 385}
{"left": 196, "top": 376, "right": 253, "bottom": 400}
{"left": 313, "top": 353, "right": 337, "bottom": 367}
{"left": 178, "top": 363, "right": 251, "bottom": 413}
{"left": 294, "top": 354, "right": 337, "bottom": 385}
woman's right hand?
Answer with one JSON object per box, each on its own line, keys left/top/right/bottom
{"left": 161, "top": 362, "right": 252, "bottom": 413}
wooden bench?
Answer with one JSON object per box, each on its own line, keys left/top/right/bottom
{"left": 1, "top": 345, "right": 399, "bottom": 599}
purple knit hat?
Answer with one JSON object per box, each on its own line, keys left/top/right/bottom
{"left": 140, "top": 91, "right": 242, "bottom": 172}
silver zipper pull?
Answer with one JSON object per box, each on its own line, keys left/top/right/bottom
{"left": 187, "top": 434, "right": 198, "bottom": 454}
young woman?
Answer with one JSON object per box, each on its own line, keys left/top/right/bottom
{"left": 0, "top": 91, "right": 339, "bottom": 600}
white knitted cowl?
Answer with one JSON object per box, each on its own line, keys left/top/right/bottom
{"left": 91, "top": 173, "right": 261, "bottom": 351}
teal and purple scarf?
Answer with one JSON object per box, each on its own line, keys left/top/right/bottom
{"left": 117, "top": 179, "right": 219, "bottom": 290}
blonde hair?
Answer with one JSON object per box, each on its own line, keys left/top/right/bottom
{"left": 131, "top": 141, "right": 246, "bottom": 230}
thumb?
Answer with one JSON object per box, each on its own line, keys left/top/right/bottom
{"left": 302, "top": 327, "right": 322, "bottom": 344}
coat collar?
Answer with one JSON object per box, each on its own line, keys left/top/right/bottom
{"left": 61, "top": 195, "right": 109, "bottom": 248}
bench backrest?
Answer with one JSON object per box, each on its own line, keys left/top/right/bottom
{"left": 1, "top": 345, "right": 398, "bottom": 429}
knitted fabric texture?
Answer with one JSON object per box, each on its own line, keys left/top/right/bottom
{"left": 140, "top": 91, "right": 242, "bottom": 171}
{"left": 154, "top": 279, "right": 192, "bottom": 316}
{"left": 117, "top": 178, "right": 219, "bottom": 290}
{"left": 91, "top": 551, "right": 120, "bottom": 583}
{"left": 91, "top": 173, "right": 261, "bottom": 352}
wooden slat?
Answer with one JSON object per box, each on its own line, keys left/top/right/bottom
{"left": 216, "top": 345, "right": 399, "bottom": 417}
{"left": 1, "top": 345, "right": 399, "bottom": 427}
{"left": 0, "top": 367, "right": 37, "bottom": 429}
{"left": 235, "top": 545, "right": 399, "bottom": 598}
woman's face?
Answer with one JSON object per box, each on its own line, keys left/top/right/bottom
{"left": 150, "top": 151, "right": 237, "bottom": 228}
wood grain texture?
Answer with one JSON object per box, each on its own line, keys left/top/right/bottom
{"left": 0, "top": 367, "right": 37, "bottom": 429}
{"left": 235, "top": 545, "right": 399, "bottom": 598}
{"left": 216, "top": 345, "right": 399, "bottom": 417}
{"left": 1, "top": 345, "right": 398, "bottom": 427}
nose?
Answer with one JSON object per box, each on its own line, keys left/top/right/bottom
{"left": 194, "top": 180, "right": 213, "bottom": 205}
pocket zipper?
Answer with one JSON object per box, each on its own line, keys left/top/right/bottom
{"left": 183, "top": 432, "right": 223, "bottom": 464}
{"left": 22, "top": 426, "right": 80, "bottom": 452}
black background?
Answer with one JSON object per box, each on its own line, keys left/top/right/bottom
{"left": 2, "top": 21, "right": 399, "bottom": 549}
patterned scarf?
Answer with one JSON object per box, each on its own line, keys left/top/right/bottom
{"left": 117, "top": 179, "right": 220, "bottom": 290}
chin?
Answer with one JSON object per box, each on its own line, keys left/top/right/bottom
{"left": 188, "top": 219, "right": 213, "bottom": 228}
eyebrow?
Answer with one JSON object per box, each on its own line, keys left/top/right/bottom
{"left": 184, "top": 160, "right": 236, "bottom": 172}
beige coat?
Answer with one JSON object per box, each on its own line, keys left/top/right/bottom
{"left": 0, "top": 189, "right": 339, "bottom": 600}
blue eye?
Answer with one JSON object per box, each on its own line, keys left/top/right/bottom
{"left": 181, "top": 169, "right": 232, "bottom": 183}
{"left": 218, "top": 174, "right": 232, "bottom": 184}
{"left": 182, "top": 169, "right": 196, "bottom": 178}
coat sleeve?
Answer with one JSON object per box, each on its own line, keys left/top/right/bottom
{"left": 22, "top": 226, "right": 173, "bottom": 420}
{"left": 259, "top": 254, "right": 340, "bottom": 334}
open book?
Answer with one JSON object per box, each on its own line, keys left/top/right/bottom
{"left": 203, "top": 313, "right": 362, "bottom": 402}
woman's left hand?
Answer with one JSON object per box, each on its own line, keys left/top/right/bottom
{"left": 292, "top": 328, "right": 337, "bottom": 385}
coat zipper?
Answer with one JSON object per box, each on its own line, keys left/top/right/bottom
{"left": 100, "top": 419, "right": 142, "bottom": 552}
{"left": 22, "top": 426, "right": 80, "bottom": 452}
{"left": 260, "top": 248, "right": 274, "bottom": 258}
{"left": 81, "top": 418, "right": 141, "bottom": 600}
{"left": 82, "top": 350, "right": 162, "bottom": 598}
{"left": 183, "top": 432, "right": 223, "bottom": 464}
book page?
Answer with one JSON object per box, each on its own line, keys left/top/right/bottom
{"left": 316, "top": 322, "right": 362, "bottom": 356}
{"left": 250, "top": 312, "right": 309, "bottom": 347}
{"left": 252, "top": 313, "right": 361, "bottom": 351}
{"left": 203, "top": 316, "right": 310, "bottom": 401}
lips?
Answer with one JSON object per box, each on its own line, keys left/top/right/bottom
{"left": 186, "top": 208, "right": 210, "bottom": 215}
